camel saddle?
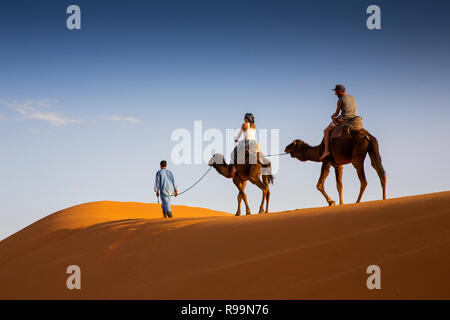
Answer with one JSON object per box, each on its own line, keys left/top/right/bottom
{"left": 232, "top": 143, "right": 269, "bottom": 166}
{"left": 330, "top": 116, "right": 363, "bottom": 140}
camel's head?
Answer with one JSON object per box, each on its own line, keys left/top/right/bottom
{"left": 208, "top": 153, "right": 225, "bottom": 166}
{"left": 284, "top": 139, "right": 307, "bottom": 161}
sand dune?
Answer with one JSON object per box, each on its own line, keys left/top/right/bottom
{"left": 0, "top": 192, "right": 449, "bottom": 299}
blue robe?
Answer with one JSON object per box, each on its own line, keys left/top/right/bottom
{"left": 154, "top": 169, "right": 177, "bottom": 215}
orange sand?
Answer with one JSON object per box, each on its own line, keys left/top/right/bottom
{"left": 0, "top": 192, "right": 449, "bottom": 299}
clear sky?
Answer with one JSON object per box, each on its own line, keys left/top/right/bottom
{"left": 1, "top": 0, "right": 450, "bottom": 240}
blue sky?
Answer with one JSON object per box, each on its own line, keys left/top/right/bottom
{"left": 1, "top": 0, "right": 450, "bottom": 240}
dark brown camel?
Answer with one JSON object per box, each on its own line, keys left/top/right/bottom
{"left": 208, "top": 153, "right": 274, "bottom": 215}
{"left": 284, "top": 129, "right": 386, "bottom": 205}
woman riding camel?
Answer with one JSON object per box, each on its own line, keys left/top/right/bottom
{"left": 231, "top": 113, "right": 259, "bottom": 178}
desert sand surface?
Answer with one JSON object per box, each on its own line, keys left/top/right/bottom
{"left": 0, "top": 192, "right": 450, "bottom": 299}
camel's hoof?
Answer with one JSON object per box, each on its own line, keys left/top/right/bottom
{"left": 258, "top": 211, "right": 264, "bottom": 214}
{"left": 235, "top": 213, "right": 241, "bottom": 216}
{"left": 328, "top": 201, "right": 336, "bottom": 206}
{"left": 246, "top": 212, "right": 251, "bottom": 215}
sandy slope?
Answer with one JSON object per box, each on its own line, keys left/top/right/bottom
{"left": 0, "top": 192, "right": 449, "bottom": 299}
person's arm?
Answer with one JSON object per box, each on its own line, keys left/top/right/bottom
{"left": 234, "top": 122, "right": 249, "bottom": 142}
{"left": 170, "top": 172, "right": 178, "bottom": 197}
{"left": 154, "top": 171, "right": 160, "bottom": 197}
{"left": 331, "top": 100, "right": 342, "bottom": 119}
{"left": 234, "top": 129, "right": 243, "bottom": 142}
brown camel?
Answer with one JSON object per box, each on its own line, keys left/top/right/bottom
{"left": 208, "top": 153, "right": 274, "bottom": 215}
{"left": 284, "top": 129, "right": 386, "bottom": 206}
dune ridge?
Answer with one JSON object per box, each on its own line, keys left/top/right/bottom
{"left": 0, "top": 192, "right": 449, "bottom": 299}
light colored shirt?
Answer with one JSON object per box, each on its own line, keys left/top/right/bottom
{"left": 244, "top": 127, "right": 256, "bottom": 140}
{"left": 339, "top": 94, "right": 358, "bottom": 120}
{"left": 236, "top": 125, "right": 256, "bottom": 141}
{"left": 154, "top": 169, "right": 177, "bottom": 196}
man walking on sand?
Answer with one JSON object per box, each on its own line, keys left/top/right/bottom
{"left": 154, "top": 160, "right": 178, "bottom": 218}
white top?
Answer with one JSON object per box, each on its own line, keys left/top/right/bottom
{"left": 236, "top": 123, "right": 257, "bottom": 141}
{"left": 236, "top": 124, "right": 256, "bottom": 141}
{"left": 244, "top": 127, "right": 256, "bottom": 140}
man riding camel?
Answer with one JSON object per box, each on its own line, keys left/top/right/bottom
{"left": 319, "top": 84, "right": 358, "bottom": 160}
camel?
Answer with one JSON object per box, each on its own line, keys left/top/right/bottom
{"left": 208, "top": 153, "right": 274, "bottom": 215}
{"left": 284, "top": 129, "right": 386, "bottom": 206}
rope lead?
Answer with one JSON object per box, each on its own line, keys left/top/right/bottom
{"left": 160, "top": 166, "right": 213, "bottom": 198}
{"left": 158, "top": 152, "right": 287, "bottom": 198}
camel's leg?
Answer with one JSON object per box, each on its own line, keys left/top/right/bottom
{"left": 236, "top": 191, "right": 242, "bottom": 216}
{"left": 233, "top": 178, "right": 248, "bottom": 216}
{"left": 369, "top": 151, "right": 387, "bottom": 200}
{"left": 353, "top": 161, "right": 367, "bottom": 203}
{"left": 351, "top": 134, "right": 369, "bottom": 203}
{"left": 252, "top": 178, "right": 268, "bottom": 214}
{"left": 334, "top": 165, "right": 344, "bottom": 205}
{"left": 240, "top": 180, "right": 251, "bottom": 215}
{"left": 265, "top": 186, "right": 270, "bottom": 214}
{"left": 317, "top": 161, "right": 335, "bottom": 206}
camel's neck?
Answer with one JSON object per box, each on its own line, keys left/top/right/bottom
{"left": 302, "top": 140, "right": 325, "bottom": 162}
{"left": 213, "top": 163, "right": 234, "bottom": 178}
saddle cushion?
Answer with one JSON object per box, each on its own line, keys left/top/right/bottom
{"left": 331, "top": 116, "right": 363, "bottom": 140}
{"left": 231, "top": 141, "right": 269, "bottom": 165}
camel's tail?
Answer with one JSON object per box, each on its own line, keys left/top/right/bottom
{"left": 364, "top": 130, "right": 386, "bottom": 176}
{"left": 260, "top": 155, "right": 274, "bottom": 184}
